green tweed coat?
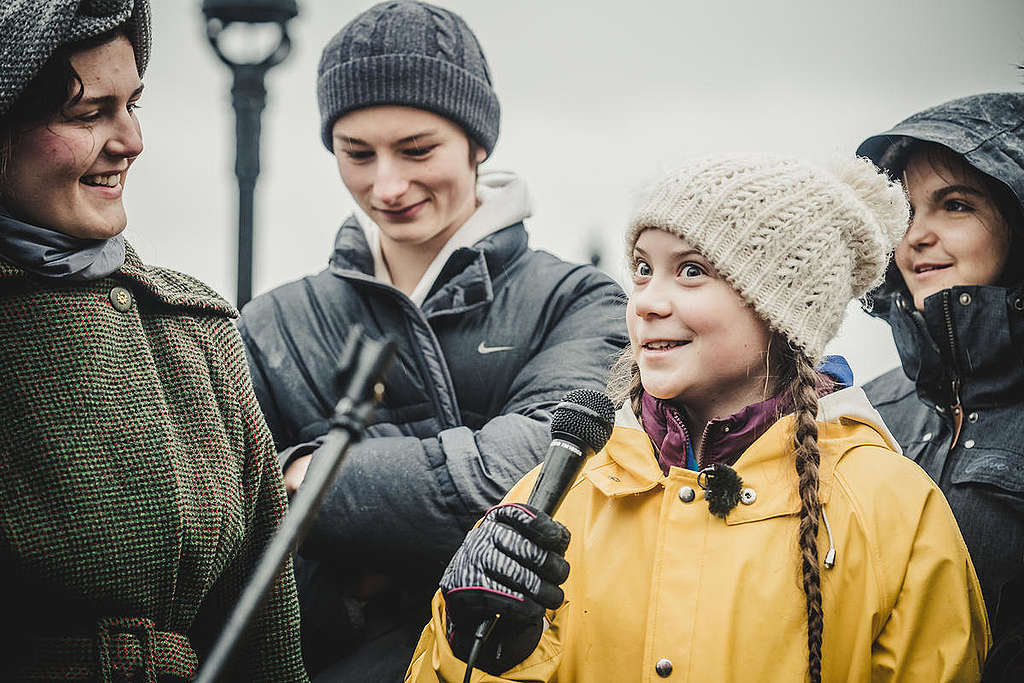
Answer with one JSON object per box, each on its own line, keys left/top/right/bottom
{"left": 0, "top": 246, "right": 308, "bottom": 682}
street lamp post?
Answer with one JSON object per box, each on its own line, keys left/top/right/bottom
{"left": 202, "top": 0, "right": 298, "bottom": 308}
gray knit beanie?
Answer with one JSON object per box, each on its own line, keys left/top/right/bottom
{"left": 627, "top": 155, "right": 909, "bottom": 364}
{"left": 317, "top": 0, "right": 500, "bottom": 155}
{"left": 0, "top": 0, "right": 152, "bottom": 119}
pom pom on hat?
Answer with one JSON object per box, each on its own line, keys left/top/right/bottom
{"left": 821, "top": 155, "right": 910, "bottom": 294}
{"left": 626, "top": 154, "right": 909, "bottom": 364}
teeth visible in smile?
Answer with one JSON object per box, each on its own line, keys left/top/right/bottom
{"left": 81, "top": 173, "right": 120, "bottom": 187}
{"left": 645, "top": 340, "right": 686, "bottom": 350}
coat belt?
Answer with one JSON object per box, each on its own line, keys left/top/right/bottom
{"left": 10, "top": 617, "right": 198, "bottom": 682}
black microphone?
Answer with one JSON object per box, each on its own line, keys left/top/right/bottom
{"left": 461, "top": 389, "right": 616, "bottom": 683}
{"left": 526, "top": 389, "right": 616, "bottom": 516}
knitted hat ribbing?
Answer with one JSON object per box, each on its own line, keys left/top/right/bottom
{"left": 626, "top": 155, "right": 909, "bottom": 363}
{"left": 317, "top": 0, "right": 500, "bottom": 155}
{"left": 0, "top": 0, "right": 151, "bottom": 119}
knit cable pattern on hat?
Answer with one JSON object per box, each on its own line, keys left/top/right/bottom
{"left": 0, "top": 0, "right": 151, "bottom": 118}
{"left": 316, "top": 0, "right": 500, "bottom": 154}
{"left": 627, "top": 155, "right": 909, "bottom": 363}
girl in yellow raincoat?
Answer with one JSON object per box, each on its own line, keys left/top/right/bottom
{"left": 407, "top": 155, "right": 990, "bottom": 683}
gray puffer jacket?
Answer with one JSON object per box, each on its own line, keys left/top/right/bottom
{"left": 859, "top": 93, "right": 1024, "bottom": 644}
{"left": 238, "top": 206, "right": 627, "bottom": 678}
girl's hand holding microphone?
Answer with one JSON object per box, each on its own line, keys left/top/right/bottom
{"left": 439, "top": 503, "right": 570, "bottom": 675}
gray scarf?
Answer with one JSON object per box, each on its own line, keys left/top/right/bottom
{"left": 0, "top": 205, "right": 126, "bottom": 281}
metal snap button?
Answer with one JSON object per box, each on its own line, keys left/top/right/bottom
{"left": 922, "top": 432, "right": 932, "bottom": 442}
{"left": 968, "top": 412, "right": 979, "bottom": 423}
{"left": 655, "top": 658, "right": 673, "bottom": 677}
{"left": 109, "top": 286, "right": 133, "bottom": 312}
{"left": 959, "top": 292, "right": 972, "bottom": 306}
{"left": 678, "top": 486, "right": 695, "bottom": 503}
{"left": 1015, "top": 298, "right": 1024, "bottom": 311}
{"left": 740, "top": 488, "right": 757, "bottom": 505}
{"left": 964, "top": 439, "right": 975, "bottom": 449}
{"left": 721, "top": 423, "right": 731, "bottom": 433}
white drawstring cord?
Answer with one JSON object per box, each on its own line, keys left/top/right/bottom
{"left": 821, "top": 506, "right": 837, "bottom": 569}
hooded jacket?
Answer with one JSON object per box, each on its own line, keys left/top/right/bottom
{"left": 407, "top": 387, "right": 989, "bottom": 682}
{"left": 0, "top": 246, "right": 306, "bottom": 682}
{"left": 237, "top": 171, "right": 627, "bottom": 677}
{"left": 858, "top": 94, "right": 1024, "bottom": 638}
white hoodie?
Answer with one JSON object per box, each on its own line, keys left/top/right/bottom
{"left": 353, "top": 169, "right": 533, "bottom": 306}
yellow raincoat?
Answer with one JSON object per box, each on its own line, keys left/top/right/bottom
{"left": 407, "top": 387, "right": 989, "bottom": 682}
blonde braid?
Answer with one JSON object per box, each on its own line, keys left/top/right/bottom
{"left": 790, "top": 350, "right": 825, "bottom": 683}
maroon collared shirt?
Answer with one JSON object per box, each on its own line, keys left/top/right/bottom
{"left": 641, "top": 391, "right": 790, "bottom": 475}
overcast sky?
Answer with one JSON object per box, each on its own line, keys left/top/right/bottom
{"left": 123, "top": 0, "right": 1024, "bottom": 382}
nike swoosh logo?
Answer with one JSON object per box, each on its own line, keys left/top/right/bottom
{"left": 477, "top": 342, "right": 515, "bottom": 354}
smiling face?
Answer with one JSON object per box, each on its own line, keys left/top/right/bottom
{"left": 627, "top": 229, "right": 774, "bottom": 422}
{"left": 894, "top": 147, "right": 1011, "bottom": 310}
{"left": 332, "top": 105, "right": 485, "bottom": 255}
{"left": 1, "top": 36, "right": 143, "bottom": 239}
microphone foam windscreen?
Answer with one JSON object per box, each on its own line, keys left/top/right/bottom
{"left": 551, "top": 389, "right": 616, "bottom": 452}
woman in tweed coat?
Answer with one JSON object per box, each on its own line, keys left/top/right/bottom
{"left": 0, "top": 2, "right": 307, "bottom": 680}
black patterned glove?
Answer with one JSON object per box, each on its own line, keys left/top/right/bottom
{"left": 440, "top": 503, "right": 570, "bottom": 674}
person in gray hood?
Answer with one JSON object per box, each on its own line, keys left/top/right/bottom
{"left": 858, "top": 92, "right": 1023, "bottom": 680}
{"left": 237, "top": 1, "right": 627, "bottom": 680}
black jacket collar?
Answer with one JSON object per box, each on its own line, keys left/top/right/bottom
{"left": 882, "top": 285, "right": 1024, "bottom": 409}
{"left": 328, "top": 216, "right": 529, "bottom": 318}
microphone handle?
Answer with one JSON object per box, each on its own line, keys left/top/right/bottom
{"left": 463, "top": 435, "right": 597, "bottom": 682}
{"left": 526, "top": 437, "right": 591, "bottom": 516}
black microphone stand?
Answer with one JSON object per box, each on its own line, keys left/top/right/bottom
{"left": 194, "top": 326, "right": 395, "bottom": 682}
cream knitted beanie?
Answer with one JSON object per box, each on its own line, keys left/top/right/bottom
{"left": 626, "top": 155, "right": 909, "bottom": 363}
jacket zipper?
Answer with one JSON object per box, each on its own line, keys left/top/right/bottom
{"left": 342, "top": 273, "right": 462, "bottom": 429}
{"left": 941, "top": 291, "right": 965, "bottom": 451}
{"left": 695, "top": 422, "right": 712, "bottom": 469}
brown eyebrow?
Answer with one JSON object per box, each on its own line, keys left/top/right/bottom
{"left": 633, "top": 245, "right": 702, "bottom": 260}
{"left": 931, "top": 184, "right": 985, "bottom": 203}
{"left": 336, "top": 135, "right": 368, "bottom": 147}
{"left": 77, "top": 84, "right": 145, "bottom": 106}
{"left": 335, "top": 130, "right": 439, "bottom": 147}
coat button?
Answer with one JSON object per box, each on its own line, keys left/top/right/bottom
{"left": 959, "top": 292, "right": 972, "bottom": 306}
{"left": 655, "top": 658, "right": 673, "bottom": 677}
{"left": 109, "top": 286, "right": 133, "bottom": 312}
{"left": 678, "top": 486, "right": 695, "bottom": 503}
{"left": 964, "top": 439, "right": 975, "bottom": 449}
{"left": 968, "top": 412, "right": 979, "bottom": 423}
{"left": 1014, "top": 297, "right": 1023, "bottom": 311}
{"left": 740, "top": 488, "right": 757, "bottom": 505}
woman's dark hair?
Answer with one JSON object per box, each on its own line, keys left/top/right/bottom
{"left": 0, "top": 29, "right": 127, "bottom": 185}
{"left": 609, "top": 333, "right": 829, "bottom": 683}
{"left": 880, "top": 138, "right": 1024, "bottom": 286}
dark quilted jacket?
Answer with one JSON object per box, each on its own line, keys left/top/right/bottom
{"left": 858, "top": 92, "right": 1024, "bottom": 680}
{"left": 0, "top": 246, "right": 308, "bottom": 682}
{"left": 238, "top": 218, "right": 627, "bottom": 679}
